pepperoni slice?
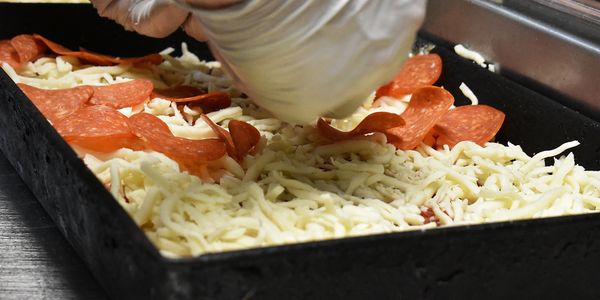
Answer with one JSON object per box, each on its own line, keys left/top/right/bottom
{"left": 200, "top": 115, "right": 260, "bottom": 161}
{"left": 152, "top": 85, "right": 206, "bottom": 99}
{"left": 229, "top": 120, "right": 261, "bottom": 160}
{"left": 317, "top": 112, "right": 405, "bottom": 142}
{"left": 200, "top": 115, "right": 236, "bottom": 157}
{"left": 376, "top": 54, "right": 442, "bottom": 99}
{"left": 89, "top": 79, "right": 154, "bottom": 109}
{"left": 32, "top": 34, "right": 162, "bottom": 66}
{"left": 78, "top": 47, "right": 163, "bottom": 65}
{"left": 420, "top": 206, "right": 440, "bottom": 225}
{"left": 386, "top": 86, "right": 454, "bottom": 150}
{"left": 153, "top": 86, "right": 231, "bottom": 112}
{"left": 10, "top": 34, "right": 47, "bottom": 64}
{"left": 17, "top": 83, "right": 93, "bottom": 123}
{"left": 128, "top": 112, "right": 226, "bottom": 165}
{"left": 0, "top": 40, "right": 20, "bottom": 68}
{"left": 32, "top": 34, "right": 71, "bottom": 53}
{"left": 54, "top": 105, "right": 140, "bottom": 152}
{"left": 422, "top": 130, "right": 437, "bottom": 148}
{"left": 185, "top": 92, "right": 232, "bottom": 112}
{"left": 433, "top": 105, "right": 505, "bottom": 148}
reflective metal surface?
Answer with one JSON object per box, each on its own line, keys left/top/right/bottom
{"left": 530, "top": 0, "right": 600, "bottom": 25}
{"left": 422, "top": 0, "right": 600, "bottom": 120}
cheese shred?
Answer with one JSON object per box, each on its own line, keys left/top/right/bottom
{"left": 6, "top": 44, "right": 600, "bottom": 258}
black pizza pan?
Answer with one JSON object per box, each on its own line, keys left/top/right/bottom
{"left": 1, "top": 3, "right": 600, "bottom": 299}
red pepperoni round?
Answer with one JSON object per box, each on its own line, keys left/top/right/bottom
{"left": 186, "top": 92, "right": 232, "bottom": 113}
{"left": 32, "top": 34, "right": 162, "bottom": 66}
{"left": 78, "top": 47, "right": 163, "bottom": 65}
{"left": 422, "top": 130, "right": 437, "bottom": 148}
{"left": 200, "top": 114, "right": 236, "bottom": 158}
{"left": 420, "top": 206, "right": 440, "bottom": 225}
{"left": 153, "top": 86, "right": 231, "bottom": 112}
{"left": 17, "top": 83, "right": 93, "bottom": 124}
{"left": 89, "top": 79, "right": 154, "bottom": 109}
{"left": 317, "top": 112, "right": 405, "bottom": 142}
{"left": 0, "top": 40, "right": 20, "bottom": 68}
{"left": 386, "top": 86, "right": 454, "bottom": 150}
{"left": 128, "top": 113, "right": 226, "bottom": 164}
{"left": 10, "top": 34, "right": 47, "bottom": 64}
{"left": 54, "top": 105, "right": 139, "bottom": 152}
{"left": 200, "top": 115, "right": 260, "bottom": 161}
{"left": 229, "top": 120, "right": 261, "bottom": 160}
{"left": 32, "top": 34, "right": 71, "bottom": 53}
{"left": 376, "top": 54, "right": 442, "bottom": 99}
{"left": 152, "top": 85, "right": 206, "bottom": 99}
{"left": 434, "top": 105, "right": 505, "bottom": 148}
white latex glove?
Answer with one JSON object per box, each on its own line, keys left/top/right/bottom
{"left": 90, "top": 0, "right": 239, "bottom": 38}
{"left": 184, "top": 0, "right": 427, "bottom": 123}
{"left": 92, "top": 0, "right": 427, "bottom": 124}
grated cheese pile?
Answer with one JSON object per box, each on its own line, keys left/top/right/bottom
{"left": 4, "top": 44, "right": 600, "bottom": 258}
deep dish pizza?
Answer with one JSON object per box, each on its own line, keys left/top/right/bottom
{"left": 2, "top": 34, "right": 600, "bottom": 257}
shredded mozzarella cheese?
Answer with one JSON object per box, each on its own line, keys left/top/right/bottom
{"left": 6, "top": 44, "right": 600, "bottom": 258}
{"left": 459, "top": 82, "right": 478, "bottom": 105}
{"left": 454, "top": 44, "right": 487, "bottom": 68}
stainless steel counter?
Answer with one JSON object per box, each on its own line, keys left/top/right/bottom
{"left": 422, "top": 0, "right": 600, "bottom": 120}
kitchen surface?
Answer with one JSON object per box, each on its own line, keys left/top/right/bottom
{"left": 0, "top": 153, "right": 106, "bottom": 299}
{"left": 1, "top": 0, "right": 599, "bottom": 299}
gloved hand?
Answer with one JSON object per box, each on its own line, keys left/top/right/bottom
{"left": 185, "top": 0, "right": 427, "bottom": 123}
{"left": 90, "top": 0, "right": 239, "bottom": 39}
{"left": 92, "top": 0, "right": 427, "bottom": 124}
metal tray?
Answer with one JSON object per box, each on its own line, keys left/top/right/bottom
{"left": 422, "top": 0, "right": 600, "bottom": 121}
{"left": 2, "top": 3, "right": 600, "bottom": 300}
